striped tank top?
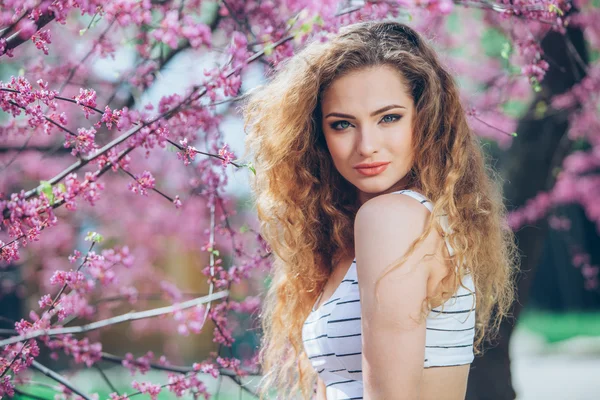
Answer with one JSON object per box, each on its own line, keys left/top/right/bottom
{"left": 301, "top": 189, "right": 476, "bottom": 399}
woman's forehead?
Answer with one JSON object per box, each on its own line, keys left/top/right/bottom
{"left": 320, "top": 66, "right": 412, "bottom": 112}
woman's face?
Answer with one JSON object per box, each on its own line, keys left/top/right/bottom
{"left": 321, "top": 64, "right": 416, "bottom": 206}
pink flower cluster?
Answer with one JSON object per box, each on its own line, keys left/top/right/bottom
{"left": 56, "top": 172, "right": 106, "bottom": 210}
{"left": 99, "top": 105, "right": 123, "bottom": 130}
{"left": 216, "top": 356, "right": 248, "bottom": 377}
{"left": 0, "top": 189, "right": 57, "bottom": 257}
{"left": 552, "top": 64, "right": 600, "bottom": 109}
{"left": 209, "top": 303, "right": 234, "bottom": 346}
{"left": 193, "top": 359, "right": 220, "bottom": 378}
{"left": 128, "top": 170, "right": 156, "bottom": 196}
{"left": 46, "top": 335, "right": 102, "bottom": 367}
{"left": 572, "top": 251, "right": 599, "bottom": 290}
{"left": 0, "top": 77, "right": 58, "bottom": 121}
{"left": 122, "top": 351, "right": 154, "bottom": 376}
{"left": 50, "top": 269, "right": 87, "bottom": 290}
{"left": 202, "top": 67, "right": 243, "bottom": 102}
{"left": 131, "top": 381, "right": 162, "bottom": 400}
{"left": 151, "top": 10, "right": 212, "bottom": 50}
{"left": 31, "top": 28, "right": 52, "bottom": 55}
{"left": 176, "top": 138, "right": 197, "bottom": 166}
{"left": 0, "top": 339, "right": 40, "bottom": 379}
{"left": 514, "top": 35, "right": 550, "bottom": 83}
{"left": 73, "top": 88, "right": 97, "bottom": 119}
{"left": 218, "top": 143, "right": 236, "bottom": 166}
{"left": 0, "top": 37, "right": 14, "bottom": 57}
{"left": 173, "top": 305, "right": 206, "bottom": 336}
{"left": 0, "top": 376, "right": 14, "bottom": 397}
{"left": 64, "top": 127, "right": 97, "bottom": 156}
{"left": 104, "top": 0, "right": 153, "bottom": 27}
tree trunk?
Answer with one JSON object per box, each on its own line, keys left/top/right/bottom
{"left": 465, "top": 22, "right": 589, "bottom": 400}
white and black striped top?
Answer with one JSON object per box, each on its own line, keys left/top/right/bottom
{"left": 301, "top": 189, "right": 476, "bottom": 400}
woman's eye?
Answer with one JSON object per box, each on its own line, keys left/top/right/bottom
{"left": 331, "top": 120, "right": 352, "bottom": 130}
{"left": 381, "top": 114, "right": 401, "bottom": 124}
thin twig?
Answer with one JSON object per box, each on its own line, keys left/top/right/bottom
{"left": 100, "top": 353, "right": 260, "bottom": 398}
{"left": 30, "top": 360, "right": 91, "bottom": 400}
{"left": 0, "top": 290, "right": 229, "bottom": 347}
{"left": 94, "top": 363, "right": 119, "bottom": 393}
{"left": 118, "top": 167, "right": 175, "bottom": 202}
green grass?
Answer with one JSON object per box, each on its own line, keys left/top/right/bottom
{"left": 518, "top": 310, "right": 600, "bottom": 343}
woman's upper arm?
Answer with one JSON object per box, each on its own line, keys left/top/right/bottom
{"left": 354, "top": 194, "right": 439, "bottom": 400}
{"left": 316, "top": 376, "right": 327, "bottom": 400}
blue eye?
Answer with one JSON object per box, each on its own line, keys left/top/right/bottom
{"left": 381, "top": 114, "right": 401, "bottom": 123}
{"left": 330, "top": 120, "right": 352, "bottom": 130}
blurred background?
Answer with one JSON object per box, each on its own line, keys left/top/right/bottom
{"left": 1, "top": 1, "right": 599, "bottom": 399}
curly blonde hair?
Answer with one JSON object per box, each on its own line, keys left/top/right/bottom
{"left": 242, "top": 20, "right": 519, "bottom": 399}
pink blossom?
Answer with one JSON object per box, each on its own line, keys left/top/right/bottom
{"left": 173, "top": 195, "right": 183, "bottom": 209}
{"left": 123, "top": 351, "right": 154, "bottom": 376}
{"left": 0, "top": 376, "right": 15, "bottom": 397}
{"left": 99, "top": 105, "right": 122, "bottom": 130}
{"left": 132, "top": 381, "right": 162, "bottom": 400}
{"left": 31, "top": 29, "right": 52, "bottom": 55}
{"left": 128, "top": 170, "right": 156, "bottom": 196}
{"left": 176, "top": 138, "right": 197, "bottom": 166}
{"left": 64, "top": 127, "right": 97, "bottom": 156}
{"left": 38, "top": 294, "right": 53, "bottom": 309}
{"left": 73, "top": 88, "right": 98, "bottom": 118}
{"left": 45, "top": 335, "right": 102, "bottom": 367}
{"left": 181, "top": 16, "right": 212, "bottom": 49}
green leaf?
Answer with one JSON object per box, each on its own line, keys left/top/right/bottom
{"left": 530, "top": 77, "right": 542, "bottom": 93}
{"left": 481, "top": 28, "right": 510, "bottom": 59}
{"left": 571, "top": 138, "right": 590, "bottom": 151}
{"left": 38, "top": 180, "right": 54, "bottom": 205}
{"left": 548, "top": 4, "right": 564, "bottom": 16}
{"left": 501, "top": 100, "right": 527, "bottom": 119}
{"left": 85, "top": 231, "right": 104, "bottom": 243}
{"left": 534, "top": 101, "right": 548, "bottom": 119}
{"left": 240, "top": 224, "right": 249, "bottom": 233}
{"left": 263, "top": 42, "right": 274, "bottom": 56}
{"left": 246, "top": 162, "right": 256, "bottom": 175}
{"left": 300, "top": 22, "right": 312, "bottom": 33}
{"left": 212, "top": 249, "right": 220, "bottom": 256}
{"left": 500, "top": 42, "right": 512, "bottom": 59}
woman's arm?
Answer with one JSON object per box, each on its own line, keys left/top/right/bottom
{"left": 316, "top": 376, "right": 327, "bottom": 400}
{"left": 355, "top": 194, "right": 441, "bottom": 400}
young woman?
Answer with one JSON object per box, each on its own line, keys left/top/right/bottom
{"left": 242, "top": 21, "right": 518, "bottom": 400}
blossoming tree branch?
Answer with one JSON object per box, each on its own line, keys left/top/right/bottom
{"left": 0, "top": 0, "right": 598, "bottom": 399}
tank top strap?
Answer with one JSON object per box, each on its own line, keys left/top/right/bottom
{"left": 390, "top": 189, "right": 459, "bottom": 268}
{"left": 389, "top": 189, "right": 433, "bottom": 212}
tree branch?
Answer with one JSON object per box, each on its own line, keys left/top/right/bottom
{"left": 0, "top": 290, "right": 229, "bottom": 347}
{"left": 30, "top": 360, "right": 91, "bottom": 400}
{"left": 1, "top": 12, "right": 56, "bottom": 55}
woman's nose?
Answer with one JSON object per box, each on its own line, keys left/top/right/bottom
{"left": 356, "top": 126, "right": 380, "bottom": 157}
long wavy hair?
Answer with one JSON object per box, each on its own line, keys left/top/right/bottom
{"left": 242, "top": 20, "right": 519, "bottom": 399}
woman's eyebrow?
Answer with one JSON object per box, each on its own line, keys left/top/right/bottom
{"left": 324, "top": 104, "right": 406, "bottom": 119}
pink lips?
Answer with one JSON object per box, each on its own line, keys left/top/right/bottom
{"left": 354, "top": 162, "right": 390, "bottom": 176}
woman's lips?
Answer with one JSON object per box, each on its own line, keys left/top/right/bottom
{"left": 355, "top": 163, "right": 390, "bottom": 176}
